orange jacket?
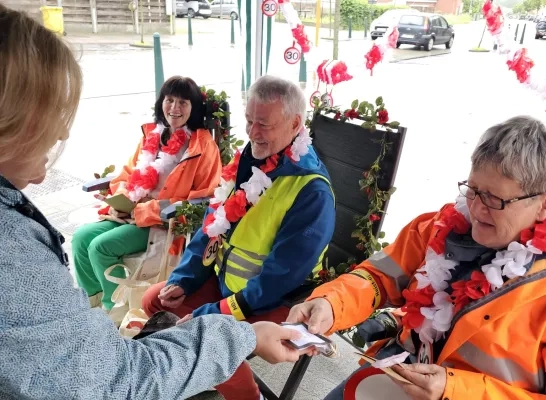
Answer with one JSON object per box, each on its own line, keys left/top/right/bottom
{"left": 309, "top": 204, "right": 546, "bottom": 399}
{"left": 109, "top": 123, "right": 221, "bottom": 227}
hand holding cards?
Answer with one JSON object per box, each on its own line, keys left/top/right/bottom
{"left": 103, "top": 193, "right": 136, "bottom": 213}
{"left": 355, "top": 352, "right": 412, "bottom": 383}
{"left": 280, "top": 322, "right": 338, "bottom": 358}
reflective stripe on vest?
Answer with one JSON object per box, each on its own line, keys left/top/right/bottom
{"left": 368, "top": 251, "right": 410, "bottom": 292}
{"left": 214, "top": 173, "right": 332, "bottom": 293}
{"left": 456, "top": 341, "right": 544, "bottom": 392}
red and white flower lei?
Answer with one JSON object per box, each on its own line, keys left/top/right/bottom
{"left": 126, "top": 124, "right": 191, "bottom": 202}
{"left": 203, "top": 127, "right": 312, "bottom": 238}
{"left": 402, "top": 195, "right": 546, "bottom": 344}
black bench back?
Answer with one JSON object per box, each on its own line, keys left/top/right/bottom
{"left": 311, "top": 114, "right": 407, "bottom": 268}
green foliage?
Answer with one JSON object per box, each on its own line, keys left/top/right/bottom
{"left": 309, "top": 97, "right": 400, "bottom": 283}
{"left": 512, "top": 0, "right": 544, "bottom": 13}
{"left": 462, "top": 0, "right": 484, "bottom": 14}
{"left": 172, "top": 200, "right": 210, "bottom": 236}
{"left": 200, "top": 86, "right": 240, "bottom": 166}
{"left": 340, "top": 0, "right": 410, "bottom": 30}
{"left": 93, "top": 165, "right": 115, "bottom": 196}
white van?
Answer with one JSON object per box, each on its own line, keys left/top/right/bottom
{"left": 370, "top": 8, "right": 421, "bottom": 40}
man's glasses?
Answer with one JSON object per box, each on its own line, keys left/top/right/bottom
{"left": 458, "top": 181, "right": 541, "bottom": 210}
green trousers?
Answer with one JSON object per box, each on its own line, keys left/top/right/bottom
{"left": 72, "top": 221, "right": 149, "bottom": 310}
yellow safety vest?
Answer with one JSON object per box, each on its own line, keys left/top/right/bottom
{"left": 214, "top": 174, "right": 331, "bottom": 293}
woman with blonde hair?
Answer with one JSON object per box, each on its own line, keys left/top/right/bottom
{"left": 0, "top": 5, "right": 308, "bottom": 399}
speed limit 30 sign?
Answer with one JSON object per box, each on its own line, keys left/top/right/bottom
{"left": 261, "top": 0, "right": 278, "bottom": 17}
{"left": 284, "top": 46, "right": 301, "bottom": 65}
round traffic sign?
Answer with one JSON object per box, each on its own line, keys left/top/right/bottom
{"left": 309, "top": 91, "right": 321, "bottom": 108}
{"left": 284, "top": 46, "right": 301, "bottom": 65}
{"left": 261, "top": 0, "right": 278, "bottom": 17}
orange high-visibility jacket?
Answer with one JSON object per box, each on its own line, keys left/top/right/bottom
{"left": 309, "top": 204, "right": 546, "bottom": 399}
{"left": 109, "top": 123, "right": 222, "bottom": 227}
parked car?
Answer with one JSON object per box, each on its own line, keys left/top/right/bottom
{"left": 210, "top": 0, "right": 238, "bottom": 19}
{"left": 176, "top": 0, "right": 211, "bottom": 18}
{"left": 396, "top": 13, "right": 455, "bottom": 51}
{"left": 370, "top": 8, "right": 421, "bottom": 40}
{"left": 536, "top": 20, "right": 546, "bottom": 39}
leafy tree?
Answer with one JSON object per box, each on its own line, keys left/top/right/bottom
{"left": 462, "top": 0, "right": 485, "bottom": 14}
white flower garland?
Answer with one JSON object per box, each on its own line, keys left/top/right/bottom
{"left": 205, "top": 127, "right": 312, "bottom": 237}
{"left": 414, "top": 195, "right": 541, "bottom": 344}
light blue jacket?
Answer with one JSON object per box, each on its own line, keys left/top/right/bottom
{"left": 0, "top": 175, "right": 256, "bottom": 399}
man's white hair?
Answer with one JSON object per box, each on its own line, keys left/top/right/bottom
{"left": 247, "top": 75, "right": 306, "bottom": 130}
{"left": 471, "top": 116, "right": 546, "bottom": 194}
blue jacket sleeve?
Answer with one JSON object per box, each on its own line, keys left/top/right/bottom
{"left": 192, "top": 179, "right": 336, "bottom": 319}
{"left": 0, "top": 210, "right": 257, "bottom": 400}
{"left": 166, "top": 208, "right": 214, "bottom": 295}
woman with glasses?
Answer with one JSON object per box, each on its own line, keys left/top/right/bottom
{"left": 287, "top": 116, "right": 546, "bottom": 400}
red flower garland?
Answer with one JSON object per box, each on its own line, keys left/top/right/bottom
{"left": 365, "top": 44, "right": 383, "bottom": 76}
{"left": 507, "top": 48, "right": 535, "bottom": 84}
{"left": 451, "top": 271, "right": 491, "bottom": 313}
{"left": 401, "top": 206, "right": 546, "bottom": 333}
{"left": 401, "top": 285, "right": 435, "bottom": 329}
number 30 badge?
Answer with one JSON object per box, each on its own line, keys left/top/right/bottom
{"left": 203, "top": 236, "right": 222, "bottom": 267}
{"left": 417, "top": 341, "right": 433, "bottom": 365}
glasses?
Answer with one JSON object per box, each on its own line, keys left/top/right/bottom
{"left": 458, "top": 181, "right": 542, "bottom": 210}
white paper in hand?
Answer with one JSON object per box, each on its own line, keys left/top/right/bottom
{"left": 281, "top": 323, "right": 337, "bottom": 357}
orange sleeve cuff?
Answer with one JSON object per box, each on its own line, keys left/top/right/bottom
{"left": 307, "top": 272, "right": 382, "bottom": 334}
{"left": 133, "top": 200, "right": 162, "bottom": 227}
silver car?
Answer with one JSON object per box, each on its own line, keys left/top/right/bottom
{"left": 210, "top": 0, "right": 238, "bottom": 20}
{"left": 176, "top": 0, "right": 212, "bottom": 18}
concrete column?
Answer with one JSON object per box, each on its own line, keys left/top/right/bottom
{"left": 89, "top": 0, "right": 98, "bottom": 33}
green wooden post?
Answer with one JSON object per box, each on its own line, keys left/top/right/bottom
{"left": 230, "top": 13, "right": 235, "bottom": 45}
{"left": 188, "top": 14, "right": 193, "bottom": 46}
{"left": 153, "top": 33, "right": 164, "bottom": 99}
{"left": 299, "top": 54, "right": 307, "bottom": 85}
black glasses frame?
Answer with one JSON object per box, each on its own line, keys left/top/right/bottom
{"left": 458, "top": 181, "right": 542, "bottom": 210}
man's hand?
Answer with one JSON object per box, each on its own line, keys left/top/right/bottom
{"left": 252, "top": 321, "right": 315, "bottom": 364}
{"left": 391, "top": 363, "right": 447, "bottom": 400}
{"left": 158, "top": 284, "right": 186, "bottom": 309}
{"left": 285, "top": 298, "right": 334, "bottom": 334}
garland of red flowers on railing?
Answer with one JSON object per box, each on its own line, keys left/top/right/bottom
{"left": 306, "top": 97, "right": 400, "bottom": 283}
{"left": 277, "top": 0, "right": 312, "bottom": 56}
{"left": 482, "top": 0, "right": 546, "bottom": 99}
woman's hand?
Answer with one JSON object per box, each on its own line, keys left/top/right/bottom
{"left": 390, "top": 363, "right": 447, "bottom": 400}
{"left": 158, "top": 284, "right": 186, "bottom": 309}
{"left": 108, "top": 207, "right": 129, "bottom": 219}
{"left": 252, "top": 321, "right": 316, "bottom": 363}
{"left": 285, "top": 298, "right": 334, "bottom": 334}
{"left": 114, "top": 187, "right": 130, "bottom": 198}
